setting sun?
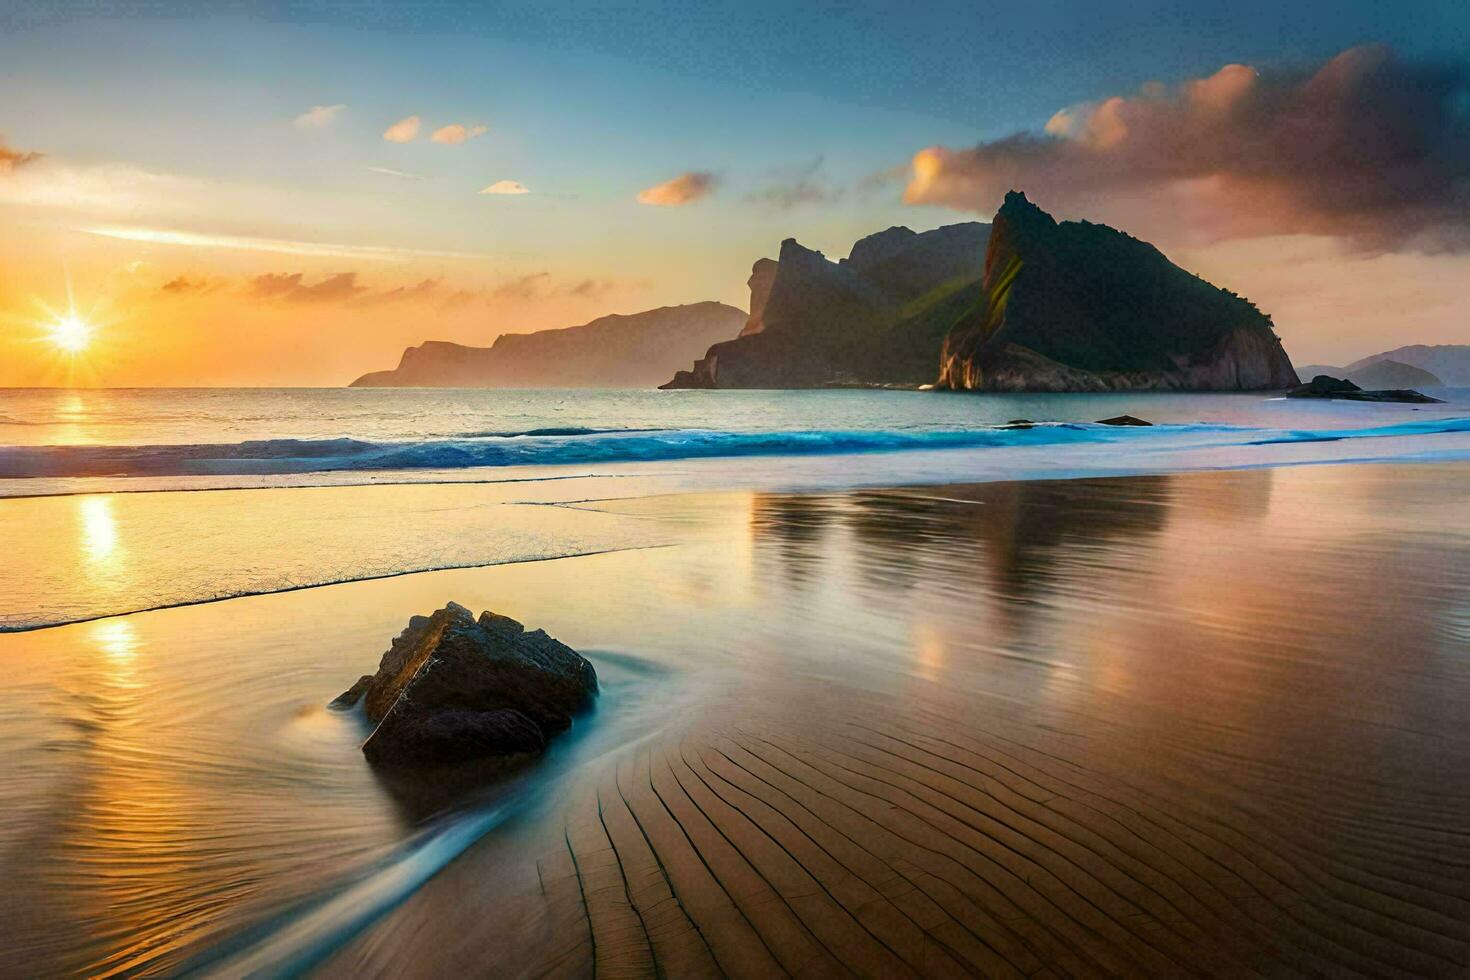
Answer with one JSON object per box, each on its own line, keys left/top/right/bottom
{"left": 49, "top": 314, "right": 93, "bottom": 353}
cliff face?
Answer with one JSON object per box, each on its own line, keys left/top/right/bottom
{"left": 938, "top": 192, "right": 1299, "bottom": 391}
{"left": 662, "top": 222, "right": 990, "bottom": 388}
{"left": 351, "top": 302, "right": 745, "bottom": 388}
{"left": 738, "top": 258, "right": 780, "bottom": 337}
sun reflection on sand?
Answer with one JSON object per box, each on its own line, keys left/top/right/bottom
{"left": 910, "top": 621, "right": 948, "bottom": 682}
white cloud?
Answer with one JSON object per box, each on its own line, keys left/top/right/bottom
{"left": 293, "top": 104, "right": 346, "bottom": 129}
{"left": 367, "top": 166, "right": 425, "bottom": 180}
{"left": 382, "top": 115, "right": 421, "bottom": 143}
{"left": 81, "top": 225, "right": 496, "bottom": 262}
{"left": 480, "top": 180, "right": 529, "bottom": 195}
{"left": 431, "top": 124, "right": 488, "bottom": 145}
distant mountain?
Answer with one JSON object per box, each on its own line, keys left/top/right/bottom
{"left": 1347, "top": 345, "right": 1469, "bottom": 385}
{"left": 351, "top": 302, "right": 746, "bottom": 388}
{"left": 1296, "top": 359, "right": 1443, "bottom": 389}
{"left": 661, "top": 222, "right": 991, "bottom": 388}
{"left": 938, "top": 192, "right": 1298, "bottom": 391}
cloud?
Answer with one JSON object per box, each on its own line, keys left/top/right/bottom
{"left": 382, "top": 115, "right": 421, "bottom": 143}
{"left": 82, "top": 225, "right": 495, "bottom": 262}
{"left": 636, "top": 171, "right": 717, "bottom": 206}
{"left": 745, "top": 156, "right": 843, "bottom": 210}
{"left": 159, "top": 275, "right": 219, "bottom": 296}
{"left": 293, "top": 104, "right": 345, "bottom": 129}
{"left": 480, "top": 179, "right": 529, "bottom": 195}
{"left": 367, "top": 166, "right": 425, "bottom": 180}
{"left": 0, "top": 137, "right": 42, "bottom": 174}
{"left": 431, "top": 124, "right": 488, "bottom": 145}
{"left": 903, "top": 45, "right": 1470, "bottom": 251}
{"left": 361, "top": 277, "right": 444, "bottom": 304}
{"left": 491, "top": 271, "right": 550, "bottom": 299}
{"left": 487, "top": 271, "right": 646, "bottom": 301}
{"left": 247, "top": 272, "right": 365, "bottom": 303}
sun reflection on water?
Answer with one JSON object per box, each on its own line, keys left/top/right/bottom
{"left": 76, "top": 495, "right": 130, "bottom": 588}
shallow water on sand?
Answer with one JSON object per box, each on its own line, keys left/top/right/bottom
{"left": 0, "top": 462, "right": 1466, "bottom": 975}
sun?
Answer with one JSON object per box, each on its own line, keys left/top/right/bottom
{"left": 49, "top": 313, "right": 94, "bottom": 353}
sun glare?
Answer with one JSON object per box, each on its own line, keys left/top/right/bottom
{"left": 50, "top": 314, "right": 94, "bottom": 353}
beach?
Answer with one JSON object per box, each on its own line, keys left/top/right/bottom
{"left": 1, "top": 456, "right": 1467, "bottom": 975}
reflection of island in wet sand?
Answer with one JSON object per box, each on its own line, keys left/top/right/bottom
{"left": 0, "top": 465, "right": 1467, "bottom": 975}
{"left": 328, "top": 466, "right": 1469, "bottom": 977}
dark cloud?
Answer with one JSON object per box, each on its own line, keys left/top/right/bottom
{"left": 745, "top": 156, "right": 844, "bottom": 210}
{"left": 904, "top": 45, "right": 1470, "bottom": 251}
{"left": 0, "top": 137, "right": 42, "bottom": 173}
{"left": 247, "top": 272, "right": 366, "bottom": 303}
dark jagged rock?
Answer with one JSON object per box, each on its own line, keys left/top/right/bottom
{"left": 1095, "top": 415, "right": 1153, "bottom": 426}
{"left": 661, "top": 222, "right": 991, "bottom": 388}
{"left": 1292, "top": 374, "right": 1363, "bottom": 396}
{"left": 329, "top": 674, "right": 373, "bottom": 710}
{"left": 1286, "top": 375, "right": 1443, "bottom": 403}
{"left": 334, "top": 603, "right": 597, "bottom": 765}
{"left": 352, "top": 302, "right": 745, "bottom": 388}
{"left": 938, "top": 192, "right": 1300, "bottom": 392}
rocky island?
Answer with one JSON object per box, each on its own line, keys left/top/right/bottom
{"left": 1286, "top": 375, "right": 1443, "bottom": 403}
{"left": 664, "top": 192, "right": 1299, "bottom": 391}
{"left": 937, "top": 192, "right": 1299, "bottom": 391}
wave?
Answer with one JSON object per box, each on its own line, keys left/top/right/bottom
{"left": 0, "top": 417, "right": 1465, "bottom": 480}
{"left": 451, "top": 426, "right": 670, "bottom": 438}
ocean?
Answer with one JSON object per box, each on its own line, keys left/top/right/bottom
{"left": 3, "top": 386, "right": 1468, "bottom": 632}
{"left": 3, "top": 385, "right": 1468, "bottom": 490}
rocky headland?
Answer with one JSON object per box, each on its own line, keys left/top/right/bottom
{"left": 352, "top": 302, "right": 744, "bottom": 388}
{"left": 661, "top": 222, "right": 991, "bottom": 388}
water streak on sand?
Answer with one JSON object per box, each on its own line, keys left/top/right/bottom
{"left": 186, "top": 802, "right": 520, "bottom": 977}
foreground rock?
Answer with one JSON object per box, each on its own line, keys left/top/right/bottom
{"left": 1286, "top": 375, "right": 1443, "bottom": 403}
{"left": 1095, "top": 415, "right": 1153, "bottom": 426}
{"left": 333, "top": 603, "right": 597, "bottom": 765}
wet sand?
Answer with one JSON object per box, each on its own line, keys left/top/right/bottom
{"left": 2, "top": 463, "right": 1468, "bottom": 976}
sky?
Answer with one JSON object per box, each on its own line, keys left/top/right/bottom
{"left": 1, "top": 0, "right": 1468, "bottom": 386}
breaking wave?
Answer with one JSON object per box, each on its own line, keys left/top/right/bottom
{"left": 1, "top": 417, "right": 1467, "bottom": 480}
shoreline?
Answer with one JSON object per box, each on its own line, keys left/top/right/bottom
{"left": 5, "top": 443, "right": 1470, "bottom": 633}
